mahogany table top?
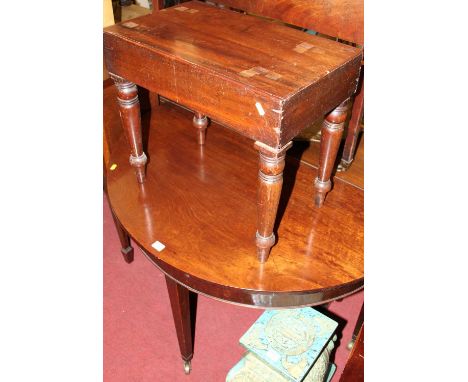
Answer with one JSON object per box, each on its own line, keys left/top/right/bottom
{"left": 106, "top": 101, "right": 364, "bottom": 308}
{"left": 103, "top": 0, "right": 362, "bottom": 148}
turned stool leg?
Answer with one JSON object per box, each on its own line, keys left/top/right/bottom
{"left": 110, "top": 208, "right": 134, "bottom": 263}
{"left": 254, "top": 141, "right": 293, "bottom": 263}
{"left": 193, "top": 112, "right": 208, "bottom": 145}
{"left": 339, "top": 78, "right": 364, "bottom": 171}
{"left": 110, "top": 74, "right": 147, "bottom": 183}
{"left": 165, "top": 276, "right": 194, "bottom": 374}
{"left": 314, "top": 99, "right": 350, "bottom": 207}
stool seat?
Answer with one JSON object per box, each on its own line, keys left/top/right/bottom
{"left": 104, "top": 0, "right": 362, "bottom": 148}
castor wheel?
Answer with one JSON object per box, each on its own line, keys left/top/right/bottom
{"left": 346, "top": 339, "right": 355, "bottom": 350}
{"left": 183, "top": 360, "right": 191, "bottom": 375}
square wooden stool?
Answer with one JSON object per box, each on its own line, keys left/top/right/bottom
{"left": 104, "top": 0, "right": 362, "bottom": 262}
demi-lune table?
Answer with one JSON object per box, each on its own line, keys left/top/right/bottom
{"left": 105, "top": 99, "right": 364, "bottom": 373}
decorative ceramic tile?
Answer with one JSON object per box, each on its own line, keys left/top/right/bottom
{"left": 238, "top": 308, "right": 338, "bottom": 382}
{"left": 226, "top": 352, "right": 337, "bottom": 382}
{"left": 226, "top": 352, "right": 288, "bottom": 382}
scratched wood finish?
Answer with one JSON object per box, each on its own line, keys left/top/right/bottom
{"left": 104, "top": 0, "right": 362, "bottom": 149}
{"left": 106, "top": 101, "right": 363, "bottom": 308}
{"left": 217, "top": 0, "right": 363, "bottom": 45}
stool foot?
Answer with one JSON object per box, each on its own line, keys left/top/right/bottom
{"left": 337, "top": 158, "right": 353, "bottom": 172}
{"left": 314, "top": 99, "right": 350, "bottom": 207}
{"left": 255, "top": 232, "right": 275, "bottom": 263}
{"left": 254, "top": 141, "right": 292, "bottom": 262}
{"left": 193, "top": 112, "right": 208, "bottom": 145}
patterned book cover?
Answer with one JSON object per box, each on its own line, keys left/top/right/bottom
{"left": 226, "top": 352, "right": 336, "bottom": 382}
{"left": 226, "top": 352, "right": 289, "bottom": 382}
{"left": 238, "top": 308, "right": 338, "bottom": 382}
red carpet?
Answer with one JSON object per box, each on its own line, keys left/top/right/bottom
{"left": 104, "top": 194, "right": 363, "bottom": 381}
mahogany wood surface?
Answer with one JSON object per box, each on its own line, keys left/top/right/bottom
{"left": 110, "top": 74, "right": 148, "bottom": 183}
{"left": 254, "top": 141, "right": 293, "bottom": 263}
{"left": 104, "top": 0, "right": 362, "bottom": 149}
{"left": 216, "top": 0, "right": 363, "bottom": 45}
{"left": 314, "top": 99, "right": 350, "bottom": 207}
{"left": 165, "top": 276, "right": 194, "bottom": 362}
{"left": 340, "top": 325, "right": 364, "bottom": 381}
{"left": 192, "top": 112, "right": 208, "bottom": 145}
{"left": 104, "top": 0, "right": 363, "bottom": 261}
{"left": 109, "top": 206, "right": 135, "bottom": 263}
{"left": 341, "top": 73, "right": 364, "bottom": 169}
{"left": 289, "top": 138, "right": 364, "bottom": 190}
{"left": 106, "top": 100, "right": 363, "bottom": 308}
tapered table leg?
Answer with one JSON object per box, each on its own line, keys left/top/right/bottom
{"left": 193, "top": 112, "right": 208, "bottom": 145}
{"left": 110, "top": 208, "right": 134, "bottom": 263}
{"left": 165, "top": 276, "right": 194, "bottom": 374}
{"left": 110, "top": 73, "right": 147, "bottom": 183}
{"left": 254, "top": 141, "right": 293, "bottom": 263}
{"left": 314, "top": 99, "right": 350, "bottom": 207}
{"left": 339, "top": 76, "right": 364, "bottom": 171}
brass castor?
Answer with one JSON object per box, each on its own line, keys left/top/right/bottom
{"left": 183, "top": 360, "right": 191, "bottom": 375}
{"left": 346, "top": 339, "right": 355, "bottom": 350}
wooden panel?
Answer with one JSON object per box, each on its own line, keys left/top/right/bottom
{"left": 281, "top": 54, "right": 361, "bottom": 144}
{"left": 216, "top": 0, "right": 364, "bottom": 45}
{"left": 340, "top": 325, "right": 364, "bottom": 381}
{"left": 104, "top": 32, "right": 282, "bottom": 146}
{"left": 106, "top": 99, "right": 364, "bottom": 307}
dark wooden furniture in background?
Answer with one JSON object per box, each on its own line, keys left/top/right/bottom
{"left": 340, "top": 68, "right": 363, "bottom": 171}
{"left": 104, "top": 0, "right": 363, "bottom": 262}
{"left": 340, "top": 325, "right": 364, "bottom": 381}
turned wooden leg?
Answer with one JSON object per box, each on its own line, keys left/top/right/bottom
{"left": 314, "top": 99, "right": 350, "bottom": 207}
{"left": 193, "top": 112, "right": 208, "bottom": 145}
{"left": 110, "top": 74, "right": 147, "bottom": 183}
{"left": 165, "top": 276, "right": 193, "bottom": 374}
{"left": 339, "top": 77, "right": 364, "bottom": 171}
{"left": 110, "top": 208, "right": 134, "bottom": 263}
{"left": 254, "top": 141, "right": 293, "bottom": 263}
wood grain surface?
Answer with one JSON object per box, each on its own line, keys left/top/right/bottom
{"left": 289, "top": 139, "right": 364, "bottom": 190}
{"left": 104, "top": 0, "right": 362, "bottom": 148}
{"left": 340, "top": 325, "right": 364, "bottom": 381}
{"left": 216, "top": 0, "right": 364, "bottom": 45}
{"left": 105, "top": 100, "right": 363, "bottom": 308}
